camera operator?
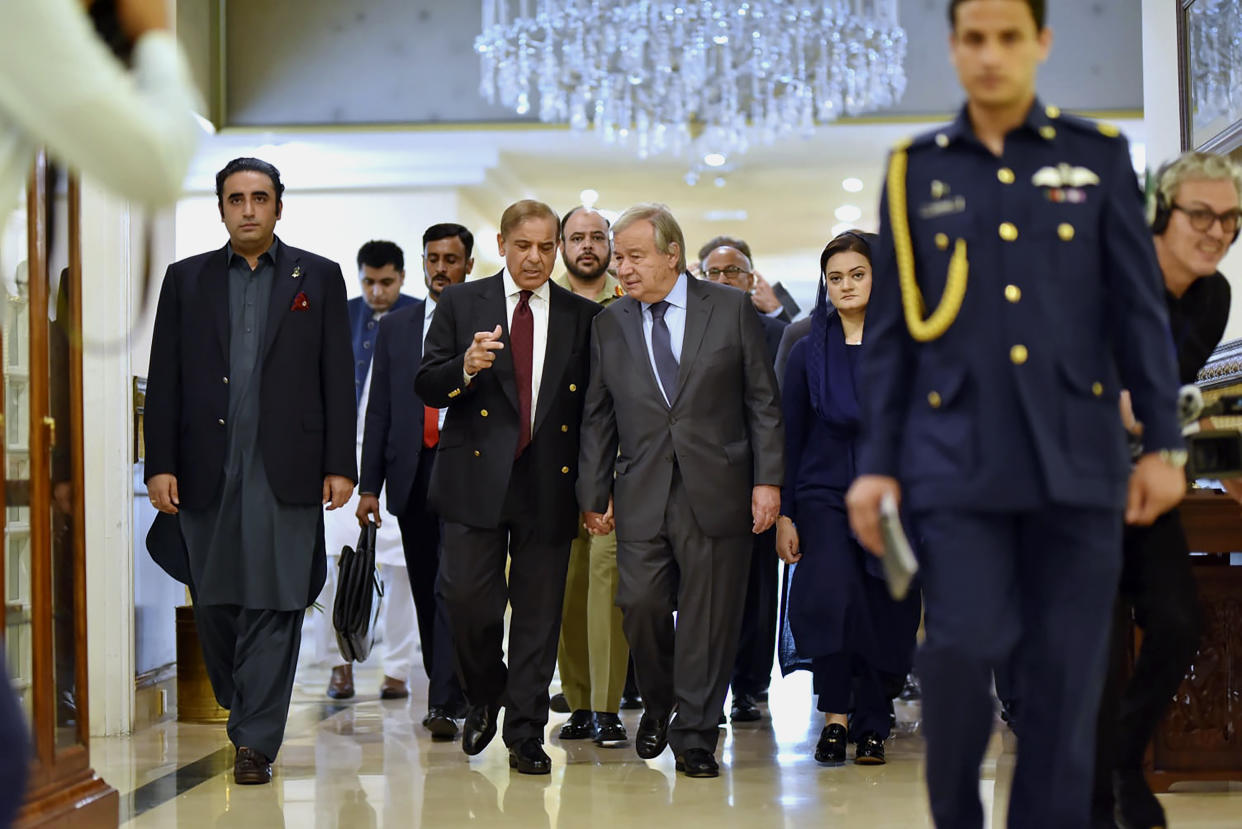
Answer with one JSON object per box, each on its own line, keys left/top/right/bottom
{"left": 1094, "top": 151, "right": 1242, "bottom": 829}
{"left": 0, "top": 0, "right": 201, "bottom": 222}
{"left": 0, "top": 1, "right": 199, "bottom": 823}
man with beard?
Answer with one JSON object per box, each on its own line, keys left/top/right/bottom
{"left": 550, "top": 206, "right": 630, "bottom": 747}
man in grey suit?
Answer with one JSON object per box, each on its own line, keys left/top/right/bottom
{"left": 578, "top": 203, "right": 784, "bottom": 778}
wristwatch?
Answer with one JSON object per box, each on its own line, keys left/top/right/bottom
{"left": 1157, "top": 449, "right": 1189, "bottom": 469}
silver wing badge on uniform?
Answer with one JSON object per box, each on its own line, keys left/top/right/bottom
{"left": 1032, "top": 163, "right": 1100, "bottom": 188}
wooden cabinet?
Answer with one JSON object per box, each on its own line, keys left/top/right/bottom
{"left": 3, "top": 155, "right": 117, "bottom": 827}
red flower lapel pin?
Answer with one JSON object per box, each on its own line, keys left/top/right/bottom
{"left": 291, "top": 291, "right": 310, "bottom": 312}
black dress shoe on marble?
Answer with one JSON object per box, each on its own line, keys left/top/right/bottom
{"left": 730, "top": 693, "right": 761, "bottom": 722}
{"left": 461, "top": 703, "right": 499, "bottom": 756}
{"left": 675, "top": 747, "right": 719, "bottom": 778}
{"left": 508, "top": 738, "right": 551, "bottom": 775}
{"left": 549, "top": 692, "right": 571, "bottom": 714}
{"left": 619, "top": 692, "right": 643, "bottom": 711}
{"left": 1113, "top": 769, "right": 1166, "bottom": 829}
{"left": 635, "top": 712, "right": 670, "bottom": 759}
{"left": 814, "top": 724, "right": 847, "bottom": 765}
{"left": 234, "top": 746, "right": 272, "bottom": 785}
{"left": 422, "top": 707, "right": 459, "bottom": 741}
{"left": 592, "top": 712, "right": 627, "bottom": 747}
{"left": 558, "top": 709, "right": 595, "bottom": 740}
{"left": 854, "top": 731, "right": 887, "bottom": 765}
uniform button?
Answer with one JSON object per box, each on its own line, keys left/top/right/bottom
{"left": 367, "top": 320, "right": 375, "bottom": 329}
{"left": 569, "top": 383, "right": 577, "bottom": 392}
{"left": 561, "top": 466, "right": 569, "bottom": 474}
{"left": 363, "top": 340, "right": 371, "bottom": 349}
{"left": 1058, "top": 223, "right": 1075, "bottom": 242}
{"left": 1004, "top": 284, "right": 1022, "bottom": 303}
{"left": 934, "top": 233, "right": 949, "bottom": 251}
{"left": 1039, "top": 125, "right": 1057, "bottom": 140}
{"left": 999, "top": 222, "right": 1018, "bottom": 242}
{"left": 222, "top": 376, "right": 229, "bottom": 384}
{"left": 927, "top": 391, "right": 942, "bottom": 409}
{"left": 561, "top": 424, "right": 568, "bottom": 433}
{"left": 480, "top": 409, "right": 488, "bottom": 417}
{"left": 1010, "top": 344, "right": 1029, "bottom": 365}
{"left": 935, "top": 133, "right": 949, "bottom": 148}
{"left": 1092, "top": 382, "right": 1104, "bottom": 397}
{"left": 217, "top": 418, "right": 225, "bottom": 426}
{"left": 1045, "top": 104, "right": 1061, "bottom": 119}
{"left": 473, "top": 450, "right": 481, "bottom": 457}
{"left": 997, "top": 167, "right": 1015, "bottom": 184}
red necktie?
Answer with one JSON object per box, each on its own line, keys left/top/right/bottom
{"left": 423, "top": 405, "right": 439, "bottom": 448}
{"left": 511, "top": 289, "right": 534, "bottom": 457}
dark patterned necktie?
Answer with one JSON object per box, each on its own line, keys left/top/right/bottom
{"left": 650, "top": 300, "right": 679, "bottom": 404}
{"left": 511, "top": 289, "right": 534, "bottom": 457}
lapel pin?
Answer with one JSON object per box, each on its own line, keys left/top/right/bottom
{"left": 291, "top": 265, "right": 303, "bottom": 279}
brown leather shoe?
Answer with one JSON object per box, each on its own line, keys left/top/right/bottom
{"left": 379, "top": 676, "right": 408, "bottom": 699}
{"left": 327, "top": 664, "right": 354, "bottom": 699}
{"left": 234, "top": 746, "right": 272, "bottom": 785}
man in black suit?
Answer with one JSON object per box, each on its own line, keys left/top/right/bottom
{"left": 357, "top": 223, "right": 475, "bottom": 739}
{"left": 700, "top": 243, "right": 786, "bottom": 723}
{"left": 579, "top": 204, "right": 784, "bottom": 778}
{"left": 145, "top": 157, "right": 355, "bottom": 785}
{"left": 415, "top": 200, "right": 600, "bottom": 774}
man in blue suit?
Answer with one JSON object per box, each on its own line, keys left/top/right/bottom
{"left": 846, "top": 2, "right": 1187, "bottom": 827}
{"left": 348, "top": 240, "right": 419, "bottom": 407}
{"left": 357, "top": 224, "right": 474, "bottom": 737}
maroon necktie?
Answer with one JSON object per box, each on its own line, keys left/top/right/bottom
{"left": 511, "top": 289, "right": 534, "bottom": 457}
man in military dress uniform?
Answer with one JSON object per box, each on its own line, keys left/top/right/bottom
{"left": 846, "top": 2, "right": 1186, "bottom": 827}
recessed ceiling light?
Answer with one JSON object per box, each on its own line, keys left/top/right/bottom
{"left": 704, "top": 209, "right": 749, "bottom": 222}
{"left": 579, "top": 188, "right": 599, "bottom": 207}
{"left": 835, "top": 204, "right": 862, "bottom": 222}
{"left": 703, "top": 152, "right": 727, "bottom": 167}
{"left": 842, "top": 177, "right": 864, "bottom": 193}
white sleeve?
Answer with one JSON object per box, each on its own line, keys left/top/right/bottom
{"left": 0, "top": 0, "right": 203, "bottom": 207}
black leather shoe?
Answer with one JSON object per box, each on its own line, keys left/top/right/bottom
{"left": 549, "top": 692, "right": 571, "bottom": 714}
{"left": 855, "top": 731, "right": 886, "bottom": 765}
{"left": 508, "top": 738, "right": 551, "bottom": 775}
{"left": 592, "top": 712, "right": 627, "bottom": 747}
{"left": 1113, "top": 768, "right": 1166, "bottom": 829}
{"left": 234, "top": 746, "right": 272, "bottom": 785}
{"left": 558, "top": 709, "right": 595, "bottom": 740}
{"left": 422, "top": 707, "right": 459, "bottom": 741}
{"left": 635, "top": 712, "right": 669, "bottom": 759}
{"left": 461, "top": 703, "right": 499, "bottom": 756}
{"left": 814, "top": 724, "right": 847, "bottom": 765}
{"left": 619, "top": 692, "right": 643, "bottom": 711}
{"left": 675, "top": 747, "right": 719, "bottom": 778}
{"left": 730, "top": 693, "right": 761, "bottom": 722}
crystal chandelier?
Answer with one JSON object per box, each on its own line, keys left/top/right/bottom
{"left": 475, "top": 0, "right": 907, "bottom": 177}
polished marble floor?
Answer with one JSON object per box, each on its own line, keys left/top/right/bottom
{"left": 92, "top": 665, "right": 1242, "bottom": 828}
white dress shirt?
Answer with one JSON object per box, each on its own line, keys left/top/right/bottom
{"left": 641, "top": 272, "right": 689, "bottom": 406}
{"left": 502, "top": 269, "right": 551, "bottom": 432}
{"left": 0, "top": 2, "right": 201, "bottom": 219}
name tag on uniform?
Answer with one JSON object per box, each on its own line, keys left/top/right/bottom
{"left": 918, "top": 195, "right": 966, "bottom": 220}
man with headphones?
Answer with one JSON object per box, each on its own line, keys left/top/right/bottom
{"left": 1093, "top": 151, "right": 1241, "bottom": 829}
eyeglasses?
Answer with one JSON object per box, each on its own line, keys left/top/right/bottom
{"left": 704, "top": 266, "right": 751, "bottom": 279}
{"left": 1171, "top": 203, "right": 1242, "bottom": 235}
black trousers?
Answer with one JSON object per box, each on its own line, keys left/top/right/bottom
{"left": 194, "top": 604, "right": 302, "bottom": 761}
{"left": 730, "top": 525, "right": 778, "bottom": 698}
{"left": 437, "top": 456, "right": 572, "bottom": 745}
{"left": 616, "top": 468, "right": 751, "bottom": 755}
{"left": 396, "top": 445, "right": 463, "bottom": 711}
{"left": 0, "top": 649, "right": 28, "bottom": 827}
{"left": 1092, "top": 508, "right": 1201, "bottom": 813}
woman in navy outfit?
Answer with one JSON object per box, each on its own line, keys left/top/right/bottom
{"left": 776, "top": 231, "right": 921, "bottom": 765}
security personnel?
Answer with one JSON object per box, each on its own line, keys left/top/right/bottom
{"left": 846, "top": 2, "right": 1186, "bottom": 828}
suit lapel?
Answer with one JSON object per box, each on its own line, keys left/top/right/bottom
{"left": 200, "top": 245, "right": 230, "bottom": 362}
{"left": 672, "top": 279, "right": 714, "bottom": 406}
{"left": 262, "top": 241, "right": 302, "bottom": 361}
{"left": 619, "top": 298, "right": 670, "bottom": 409}
{"left": 481, "top": 273, "right": 519, "bottom": 413}
{"left": 533, "top": 285, "right": 573, "bottom": 437}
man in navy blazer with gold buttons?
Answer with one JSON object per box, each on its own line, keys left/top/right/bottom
{"left": 846, "top": 3, "right": 1186, "bottom": 828}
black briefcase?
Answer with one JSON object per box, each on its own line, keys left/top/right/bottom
{"left": 333, "top": 521, "right": 384, "bottom": 663}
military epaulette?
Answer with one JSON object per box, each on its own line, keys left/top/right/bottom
{"left": 1046, "top": 106, "right": 1125, "bottom": 141}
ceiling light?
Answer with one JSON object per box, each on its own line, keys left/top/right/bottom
{"left": 579, "top": 188, "right": 599, "bottom": 207}
{"left": 834, "top": 204, "right": 862, "bottom": 223}
{"left": 703, "top": 152, "right": 727, "bottom": 168}
{"left": 842, "top": 177, "right": 864, "bottom": 193}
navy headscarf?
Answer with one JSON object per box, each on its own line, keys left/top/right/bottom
{"left": 806, "top": 231, "right": 878, "bottom": 434}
